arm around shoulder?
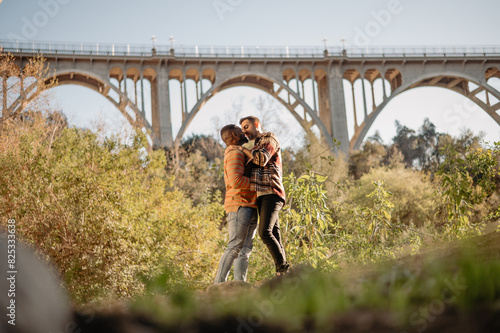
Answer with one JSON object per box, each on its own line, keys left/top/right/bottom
{"left": 226, "top": 149, "right": 251, "bottom": 189}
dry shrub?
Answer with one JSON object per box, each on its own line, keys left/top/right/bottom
{"left": 288, "top": 132, "right": 349, "bottom": 203}
{"left": 348, "top": 165, "right": 439, "bottom": 226}
{"left": 0, "top": 112, "right": 224, "bottom": 304}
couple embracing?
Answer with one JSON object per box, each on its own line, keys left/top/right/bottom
{"left": 214, "top": 116, "right": 290, "bottom": 283}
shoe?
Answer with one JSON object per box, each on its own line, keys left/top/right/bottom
{"left": 276, "top": 264, "right": 290, "bottom": 277}
{"left": 276, "top": 262, "right": 290, "bottom": 277}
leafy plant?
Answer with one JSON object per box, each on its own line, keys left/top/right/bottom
{"left": 363, "top": 181, "right": 395, "bottom": 243}
{"left": 281, "top": 171, "right": 333, "bottom": 267}
{"left": 436, "top": 142, "right": 499, "bottom": 236}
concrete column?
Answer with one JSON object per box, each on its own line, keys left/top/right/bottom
{"left": 123, "top": 69, "right": 128, "bottom": 97}
{"left": 183, "top": 72, "right": 188, "bottom": 117}
{"left": 118, "top": 76, "right": 123, "bottom": 104}
{"left": 317, "top": 75, "right": 331, "bottom": 134}
{"left": 286, "top": 80, "right": 291, "bottom": 104}
{"left": 351, "top": 83, "right": 358, "bottom": 127}
{"left": 382, "top": 77, "right": 388, "bottom": 100}
{"left": 300, "top": 79, "right": 307, "bottom": 119}
{"left": 134, "top": 79, "right": 138, "bottom": 106}
{"left": 19, "top": 75, "right": 24, "bottom": 111}
{"left": 371, "top": 81, "right": 376, "bottom": 111}
{"left": 180, "top": 80, "right": 185, "bottom": 121}
{"left": 301, "top": 80, "right": 306, "bottom": 105}
{"left": 140, "top": 72, "right": 145, "bottom": 113}
{"left": 152, "top": 65, "right": 173, "bottom": 147}
{"left": 328, "top": 71, "right": 349, "bottom": 153}
{"left": 195, "top": 79, "right": 199, "bottom": 101}
{"left": 20, "top": 74, "right": 24, "bottom": 96}
{"left": 295, "top": 75, "right": 300, "bottom": 98}
{"left": 311, "top": 73, "right": 318, "bottom": 112}
{"left": 151, "top": 77, "right": 159, "bottom": 143}
{"left": 200, "top": 75, "right": 204, "bottom": 96}
{"left": 361, "top": 76, "right": 368, "bottom": 118}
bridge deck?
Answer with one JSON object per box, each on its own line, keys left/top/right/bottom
{"left": 2, "top": 40, "right": 500, "bottom": 59}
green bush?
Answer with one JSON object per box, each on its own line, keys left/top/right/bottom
{"left": 348, "top": 165, "right": 439, "bottom": 226}
{"left": 164, "top": 134, "right": 225, "bottom": 205}
{"left": 281, "top": 172, "right": 334, "bottom": 268}
{"left": 286, "top": 133, "right": 349, "bottom": 204}
{"left": 436, "top": 142, "right": 500, "bottom": 234}
{"left": 0, "top": 113, "right": 224, "bottom": 303}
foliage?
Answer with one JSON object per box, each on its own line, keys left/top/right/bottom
{"left": 287, "top": 132, "right": 349, "bottom": 203}
{"left": 0, "top": 52, "right": 57, "bottom": 120}
{"left": 362, "top": 181, "right": 396, "bottom": 243}
{"left": 0, "top": 112, "right": 224, "bottom": 303}
{"left": 348, "top": 140, "right": 388, "bottom": 179}
{"left": 436, "top": 141, "right": 500, "bottom": 236}
{"left": 3, "top": 54, "right": 500, "bottom": 329}
{"left": 243, "top": 170, "right": 337, "bottom": 281}
{"left": 281, "top": 171, "right": 333, "bottom": 268}
{"left": 392, "top": 118, "right": 444, "bottom": 170}
{"left": 348, "top": 165, "right": 439, "bottom": 226}
{"left": 332, "top": 180, "right": 418, "bottom": 265}
{"left": 180, "top": 134, "right": 225, "bottom": 162}
{"left": 130, "top": 233, "right": 500, "bottom": 333}
{"left": 164, "top": 134, "right": 225, "bottom": 205}
{"left": 348, "top": 119, "right": 486, "bottom": 180}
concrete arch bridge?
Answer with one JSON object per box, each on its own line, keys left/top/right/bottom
{"left": 2, "top": 40, "right": 500, "bottom": 153}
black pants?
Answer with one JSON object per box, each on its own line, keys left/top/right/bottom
{"left": 257, "top": 194, "right": 289, "bottom": 273}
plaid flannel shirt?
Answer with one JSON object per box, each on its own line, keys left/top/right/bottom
{"left": 250, "top": 132, "right": 286, "bottom": 202}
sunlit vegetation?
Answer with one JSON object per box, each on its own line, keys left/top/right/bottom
{"left": 1, "top": 54, "right": 500, "bottom": 331}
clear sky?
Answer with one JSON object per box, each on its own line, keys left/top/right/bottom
{"left": 1, "top": 0, "right": 499, "bottom": 148}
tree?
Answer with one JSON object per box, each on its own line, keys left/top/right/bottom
{"left": 391, "top": 118, "right": 444, "bottom": 171}
{"left": 348, "top": 139, "right": 387, "bottom": 179}
{"left": 0, "top": 52, "right": 57, "bottom": 121}
{"left": 414, "top": 118, "right": 442, "bottom": 171}
{"left": 392, "top": 120, "right": 419, "bottom": 168}
{"left": 163, "top": 134, "right": 225, "bottom": 205}
{"left": 180, "top": 134, "right": 225, "bottom": 163}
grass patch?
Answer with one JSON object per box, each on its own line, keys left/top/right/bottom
{"left": 74, "top": 230, "right": 500, "bottom": 332}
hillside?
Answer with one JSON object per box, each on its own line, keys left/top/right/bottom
{"left": 72, "top": 228, "right": 500, "bottom": 333}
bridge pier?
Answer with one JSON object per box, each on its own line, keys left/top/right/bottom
{"left": 328, "top": 74, "right": 349, "bottom": 152}
{"left": 154, "top": 65, "right": 173, "bottom": 147}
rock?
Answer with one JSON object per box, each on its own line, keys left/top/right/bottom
{"left": 206, "top": 280, "right": 251, "bottom": 296}
{"left": 0, "top": 233, "right": 73, "bottom": 333}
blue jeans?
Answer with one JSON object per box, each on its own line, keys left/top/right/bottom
{"left": 214, "top": 206, "right": 258, "bottom": 283}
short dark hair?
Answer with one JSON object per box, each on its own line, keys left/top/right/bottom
{"left": 220, "top": 124, "right": 238, "bottom": 141}
{"left": 239, "top": 116, "right": 260, "bottom": 126}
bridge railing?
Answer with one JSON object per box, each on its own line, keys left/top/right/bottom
{"left": 1, "top": 40, "right": 500, "bottom": 58}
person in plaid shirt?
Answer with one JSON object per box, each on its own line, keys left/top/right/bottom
{"left": 231, "top": 116, "right": 290, "bottom": 276}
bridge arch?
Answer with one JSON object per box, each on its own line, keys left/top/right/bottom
{"left": 282, "top": 68, "right": 296, "bottom": 82}
{"left": 9, "top": 68, "right": 151, "bottom": 133}
{"left": 201, "top": 68, "right": 216, "bottom": 85}
{"left": 351, "top": 71, "right": 500, "bottom": 150}
{"left": 141, "top": 67, "right": 157, "bottom": 80}
{"left": 172, "top": 72, "right": 335, "bottom": 146}
{"left": 184, "top": 67, "right": 200, "bottom": 81}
